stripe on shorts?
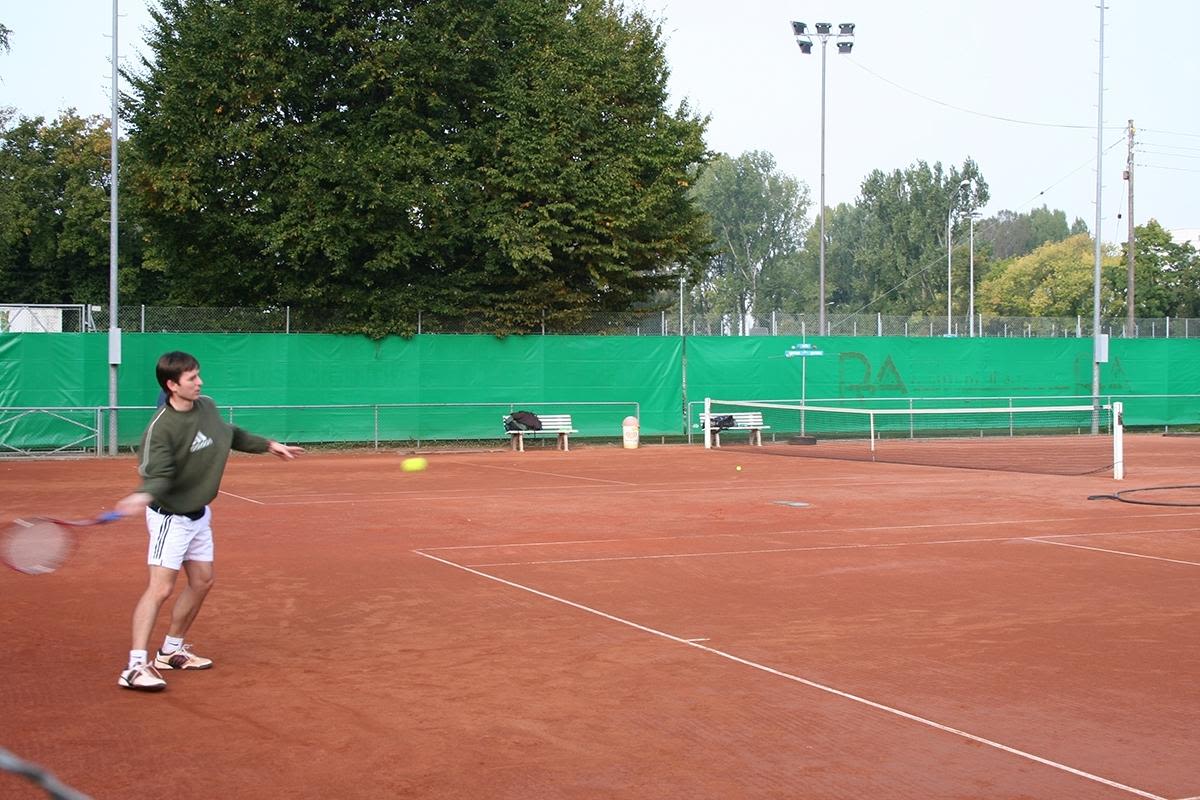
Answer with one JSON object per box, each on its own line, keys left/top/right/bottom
{"left": 152, "top": 514, "right": 173, "bottom": 561}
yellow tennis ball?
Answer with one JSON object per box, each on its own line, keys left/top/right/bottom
{"left": 736, "top": 465, "right": 742, "bottom": 471}
{"left": 401, "top": 457, "right": 428, "bottom": 473}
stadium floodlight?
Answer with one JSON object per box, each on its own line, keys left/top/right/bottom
{"left": 790, "top": 19, "right": 856, "bottom": 335}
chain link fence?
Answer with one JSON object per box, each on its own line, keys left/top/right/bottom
{"left": 8, "top": 304, "right": 1198, "bottom": 338}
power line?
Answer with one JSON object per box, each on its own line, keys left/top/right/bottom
{"left": 1139, "top": 127, "right": 1200, "bottom": 139}
{"left": 848, "top": 58, "right": 1124, "bottom": 131}
{"left": 1136, "top": 163, "right": 1200, "bottom": 174}
{"left": 1139, "top": 148, "right": 1200, "bottom": 161}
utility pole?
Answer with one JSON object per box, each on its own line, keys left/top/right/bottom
{"left": 1125, "top": 119, "right": 1136, "bottom": 336}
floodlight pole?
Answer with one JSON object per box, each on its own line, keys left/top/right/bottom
{"left": 791, "top": 21, "right": 854, "bottom": 336}
{"left": 1091, "top": 1, "right": 1106, "bottom": 432}
{"left": 108, "top": 0, "right": 121, "bottom": 455}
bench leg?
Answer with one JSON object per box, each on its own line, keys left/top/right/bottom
{"left": 511, "top": 433, "right": 524, "bottom": 452}
{"left": 713, "top": 431, "right": 721, "bottom": 448}
{"left": 558, "top": 432, "right": 569, "bottom": 451}
{"left": 752, "top": 429, "right": 761, "bottom": 446}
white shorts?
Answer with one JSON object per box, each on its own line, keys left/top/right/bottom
{"left": 145, "top": 506, "right": 213, "bottom": 570}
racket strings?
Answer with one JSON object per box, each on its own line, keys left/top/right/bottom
{"left": 2, "top": 520, "right": 73, "bottom": 575}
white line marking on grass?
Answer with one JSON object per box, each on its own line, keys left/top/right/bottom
{"left": 218, "top": 490, "right": 264, "bottom": 505}
{"left": 1029, "top": 538, "right": 1200, "bottom": 567}
{"left": 416, "top": 550, "right": 1167, "bottom": 800}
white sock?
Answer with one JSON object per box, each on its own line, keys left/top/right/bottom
{"left": 161, "top": 635, "right": 184, "bottom": 654}
{"left": 128, "top": 650, "right": 148, "bottom": 670}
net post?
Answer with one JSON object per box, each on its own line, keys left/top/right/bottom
{"left": 703, "top": 397, "right": 712, "bottom": 450}
{"left": 1112, "top": 401, "right": 1124, "bottom": 480}
{"left": 869, "top": 411, "right": 876, "bottom": 452}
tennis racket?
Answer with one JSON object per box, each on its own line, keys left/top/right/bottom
{"left": 1, "top": 511, "right": 123, "bottom": 575}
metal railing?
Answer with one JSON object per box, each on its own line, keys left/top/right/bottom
{"left": 2, "top": 304, "right": 1195, "bottom": 338}
{"left": 0, "top": 401, "right": 641, "bottom": 457}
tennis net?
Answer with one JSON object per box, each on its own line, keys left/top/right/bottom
{"left": 701, "top": 398, "right": 1124, "bottom": 478}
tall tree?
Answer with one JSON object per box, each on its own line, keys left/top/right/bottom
{"left": 0, "top": 112, "right": 149, "bottom": 304}
{"left": 125, "top": 0, "right": 709, "bottom": 336}
{"left": 688, "top": 151, "right": 809, "bottom": 334}
{"left": 975, "top": 205, "right": 1084, "bottom": 261}
{"left": 976, "top": 233, "right": 1122, "bottom": 317}
{"left": 847, "top": 158, "right": 988, "bottom": 315}
{"left": 1124, "top": 219, "right": 1200, "bottom": 317}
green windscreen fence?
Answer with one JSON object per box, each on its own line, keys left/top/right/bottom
{"left": 1, "top": 332, "right": 1197, "bottom": 450}
{"left": 0, "top": 334, "right": 681, "bottom": 448}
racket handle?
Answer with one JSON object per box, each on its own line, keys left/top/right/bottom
{"left": 98, "top": 511, "right": 124, "bottom": 523}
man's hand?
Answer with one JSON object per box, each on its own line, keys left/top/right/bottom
{"left": 115, "top": 491, "right": 154, "bottom": 517}
{"left": 268, "top": 441, "right": 305, "bottom": 460}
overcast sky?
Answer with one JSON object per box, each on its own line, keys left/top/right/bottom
{"left": 3, "top": 1, "right": 1198, "bottom": 242}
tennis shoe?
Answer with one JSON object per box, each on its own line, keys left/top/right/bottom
{"left": 118, "top": 663, "right": 166, "bottom": 692}
{"left": 155, "top": 643, "right": 213, "bottom": 670}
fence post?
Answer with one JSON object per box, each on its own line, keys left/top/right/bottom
{"left": 877, "top": 312, "right": 882, "bottom": 336}
{"left": 286, "top": 306, "right": 291, "bottom": 334}
{"left": 140, "top": 304, "right": 145, "bottom": 332}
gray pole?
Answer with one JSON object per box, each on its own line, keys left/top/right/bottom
{"left": 946, "top": 206, "right": 953, "bottom": 336}
{"left": 107, "top": 0, "right": 121, "bottom": 455}
{"left": 1091, "top": 2, "right": 1105, "bottom": 431}
{"left": 818, "top": 38, "right": 828, "bottom": 336}
{"left": 1125, "top": 119, "right": 1136, "bottom": 336}
{"left": 968, "top": 213, "right": 975, "bottom": 337}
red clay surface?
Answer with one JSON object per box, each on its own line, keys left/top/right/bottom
{"left": 1, "top": 434, "right": 1198, "bottom": 799}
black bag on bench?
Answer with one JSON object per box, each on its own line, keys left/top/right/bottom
{"left": 506, "top": 411, "right": 543, "bottom": 431}
{"left": 708, "top": 414, "right": 736, "bottom": 430}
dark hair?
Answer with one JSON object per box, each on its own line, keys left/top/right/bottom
{"left": 156, "top": 351, "right": 200, "bottom": 392}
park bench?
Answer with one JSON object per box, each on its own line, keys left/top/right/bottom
{"left": 505, "top": 413, "right": 577, "bottom": 452}
{"left": 698, "top": 411, "right": 769, "bottom": 447}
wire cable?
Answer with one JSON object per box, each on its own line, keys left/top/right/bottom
{"left": 847, "top": 59, "right": 1124, "bottom": 132}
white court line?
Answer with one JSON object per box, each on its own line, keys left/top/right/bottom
{"left": 1029, "top": 538, "right": 1200, "bottom": 567}
{"left": 422, "top": 515, "right": 1200, "bottom": 553}
{"left": 217, "top": 489, "right": 264, "bottom": 505}
{"left": 238, "top": 474, "right": 974, "bottom": 501}
{"left": 426, "top": 533, "right": 744, "bottom": 552}
{"left": 416, "top": 550, "right": 1166, "bottom": 800}
{"left": 465, "top": 527, "right": 1200, "bottom": 568}
{"left": 464, "top": 461, "right": 637, "bottom": 485}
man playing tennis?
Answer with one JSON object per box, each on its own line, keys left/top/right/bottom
{"left": 113, "top": 351, "right": 303, "bottom": 691}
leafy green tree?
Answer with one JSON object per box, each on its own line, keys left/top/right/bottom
{"left": 1124, "top": 219, "right": 1200, "bottom": 317}
{"left": 125, "top": 0, "right": 709, "bottom": 336}
{"left": 845, "top": 158, "right": 988, "bottom": 315}
{"left": 975, "top": 205, "right": 1084, "bottom": 261}
{"left": 688, "top": 151, "right": 809, "bottom": 333}
{"left": 0, "top": 112, "right": 149, "bottom": 303}
{"left": 976, "top": 234, "right": 1122, "bottom": 316}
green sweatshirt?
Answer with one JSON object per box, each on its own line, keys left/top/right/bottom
{"left": 136, "top": 396, "right": 270, "bottom": 513}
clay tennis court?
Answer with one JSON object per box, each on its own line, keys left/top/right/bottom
{"left": 2, "top": 434, "right": 1198, "bottom": 799}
